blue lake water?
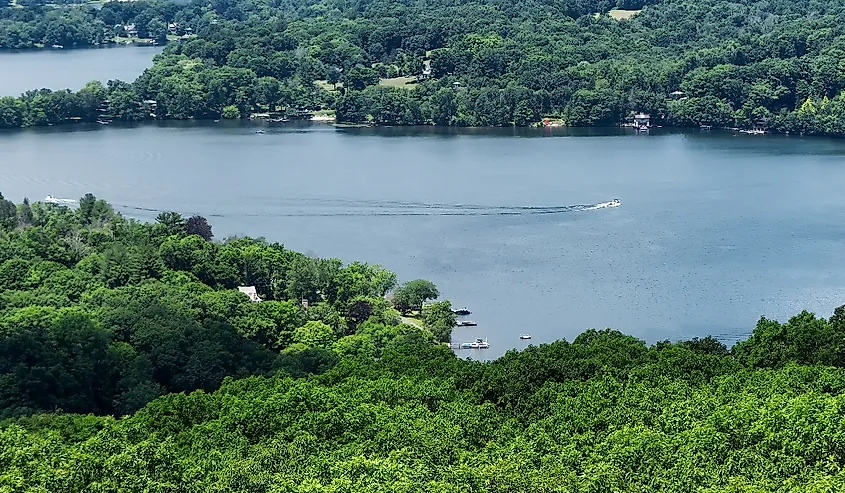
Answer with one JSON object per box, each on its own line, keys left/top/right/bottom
{"left": 2, "top": 121, "right": 845, "bottom": 359}
{"left": 0, "top": 46, "right": 163, "bottom": 96}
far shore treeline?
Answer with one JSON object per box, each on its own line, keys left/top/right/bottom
{"left": 4, "top": 192, "right": 845, "bottom": 490}
{"left": 3, "top": 0, "right": 845, "bottom": 135}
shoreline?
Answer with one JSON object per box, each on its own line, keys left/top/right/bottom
{"left": 0, "top": 119, "right": 816, "bottom": 141}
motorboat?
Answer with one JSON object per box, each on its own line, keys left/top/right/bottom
{"left": 44, "top": 195, "right": 76, "bottom": 205}
{"left": 456, "top": 320, "right": 477, "bottom": 327}
{"left": 608, "top": 198, "right": 621, "bottom": 207}
{"left": 453, "top": 308, "right": 471, "bottom": 316}
{"left": 455, "top": 338, "right": 489, "bottom": 349}
{"left": 469, "top": 338, "right": 489, "bottom": 349}
{"left": 520, "top": 334, "right": 531, "bottom": 340}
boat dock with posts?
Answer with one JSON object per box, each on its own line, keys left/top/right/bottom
{"left": 449, "top": 338, "right": 489, "bottom": 349}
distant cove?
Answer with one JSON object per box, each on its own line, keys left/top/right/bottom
{"left": 0, "top": 46, "right": 162, "bottom": 97}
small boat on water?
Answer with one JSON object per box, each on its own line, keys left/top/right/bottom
{"left": 456, "top": 320, "right": 477, "bottom": 327}
{"left": 44, "top": 195, "right": 76, "bottom": 205}
{"left": 255, "top": 130, "right": 265, "bottom": 134}
{"left": 608, "top": 198, "right": 621, "bottom": 207}
{"left": 453, "top": 308, "right": 471, "bottom": 316}
{"left": 520, "top": 334, "right": 531, "bottom": 340}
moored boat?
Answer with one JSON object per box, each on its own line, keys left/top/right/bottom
{"left": 469, "top": 338, "right": 489, "bottom": 349}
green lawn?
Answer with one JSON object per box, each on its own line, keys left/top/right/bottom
{"left": 608, "top": 8, "right": 641, "bottom": 19}
{"left": 401, "top": 314, "right": 423, "bottom": 327}
{"left": 314, "top": 79, "right": 342, "bottom": 92}
{"left": 379, "top": 76, "right": 418, "bottom": 89}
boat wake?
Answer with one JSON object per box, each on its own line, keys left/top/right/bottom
{"left": 110, "top": 198, "right": 620, "bottom": 218}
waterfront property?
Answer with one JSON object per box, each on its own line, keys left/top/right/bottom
{"left": 238, "top": 286, "right": 262, "bottom": 302}
{"left": 633, "top": 113, "right": 651, "bottom": 130}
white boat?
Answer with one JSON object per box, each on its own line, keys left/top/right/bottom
{"left": 456, "top": 320, "right": 477, "bottom": 327}
{"left": 609, "top": 198, "right": 621, "bottom": 207}
{"left": 469, "top": 338, "right": 489, "bottom": 349}
{"left": 44, "top": 195, "right": 76, "bottom": 204}
{"left": 520, "top": 334, "right": 531, "bottom": 340}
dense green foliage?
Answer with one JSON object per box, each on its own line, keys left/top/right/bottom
{"left": 0, "top": 192, "right": 445, "bottom": 418}
{"left": 5, "top": 308, "right": 845, "bottom": 490}
{"left": 0, "top": 0, "right": 197, "bottom": 48}
{"left": 7, "top": 0, "right": 845, "bottom": 135}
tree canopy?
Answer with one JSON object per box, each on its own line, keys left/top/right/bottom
{"left": 5, "top": 0, "right": 845, "bottom": 134}
{"left": 4, "top": 307, "right": 845, "bottom": 490}
{"left": 0, "top": 193, "right": 441, "bottom": 418}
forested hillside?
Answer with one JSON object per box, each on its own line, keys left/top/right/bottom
{"left": 0, "top": 192, "right": 451, "bottom": 418}
{"left": 6, "top": 308, "right": 845, "bottom": 490}
{"left": 3, "top": 0, "right": 845, "bottom": 134}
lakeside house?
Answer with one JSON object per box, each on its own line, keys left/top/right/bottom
{"left": 633, "top": 113, "right": 650, "bottom": 129}
{"left": 238, "top": 286, "right": 262, "bottom": 302}
{"left": 142, "top": 100, "right": 157, "bottom": 118}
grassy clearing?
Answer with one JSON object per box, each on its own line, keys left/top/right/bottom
{"left": 314, "top": 79, "right": 342, "bottom": 92}
{"left": 315, "top": 77, "right": 416, "bottom": 91}
{"left": 313, "top": 109, "right": 336, "bottom": 116}
{"left": 401, "top": 313, "right": 423, "bottom": 327}
{"left": 609, "top": 8, "right": 641, "bottom": 19}
{"left": 379, "top": 76, "right": 417, "bottom": 89}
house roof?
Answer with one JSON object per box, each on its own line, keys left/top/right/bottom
{"left": 238, "top": 286, "right": 261, "bottom": 301}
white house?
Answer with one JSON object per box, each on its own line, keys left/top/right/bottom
{"left": 238, "top": 286, "right": 261, "bottom": 302}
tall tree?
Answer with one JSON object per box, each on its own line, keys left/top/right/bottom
{"left": 186, "top": 215, "right": 213, "bottom": 241}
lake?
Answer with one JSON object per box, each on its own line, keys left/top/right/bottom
{"left": 0, "top": 46, "right": 163, "bottom": 96}
{"left": 2, "top": 122, "right": 845, "bottom": 359}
